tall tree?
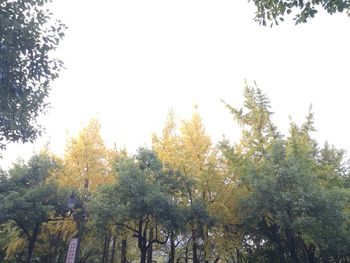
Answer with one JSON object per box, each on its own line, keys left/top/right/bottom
{"left": 222, "top": 82, "right": 279, "bottom": 163}
{"left": 0, "top": 0, "right": 65, "bottom": 149}
{"left": 223, "top": 87, "right": 350, "bottom": 262}
{"left": 0, "top": 153, "right": 70, "bottom": 263}
{"left": 238, "top": 131, "right": 350, "bottom": 262}
{"left": 54, "top": 118, "right": 116, "bottom": 262}
{"left": 90, "top": 148, "right": 185, "bottom": 263}
{"left": 59, "top": 118, "right": 115, "bottom": 191}
{"left": 153, "top": 110, "right": 228, "bottom": 263}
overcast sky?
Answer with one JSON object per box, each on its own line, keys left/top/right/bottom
{"left": 1, "top": 0, "right": 350, "bottom": 168}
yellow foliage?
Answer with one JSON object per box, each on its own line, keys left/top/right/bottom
{"left": 41, "top": 218, "right": 77, "bottom": 242}
{"left": 5, "top": 238, "right": 26, "bottom": 259}
{"left": 33, "top": 218, "right": 78, "bottom": 256}
{"left": 2, "top": 224, "right": 26, "bottom": 260}
{"left": 153, "top": 111, "right": 219, "bottom": 201}
{"left": 58, "top": 118, "right": 115, "bottom": 191}
{"left": 152, "top": 111, "right": 181, "bottom": 172}
{"left": 153, "top": 110, "right": 248, "bottom": 260}
{"left": 264, "top": 211, "right": 275, "bottom": 227}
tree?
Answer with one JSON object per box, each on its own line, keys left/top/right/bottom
{"left": 222, "top": 82, "right": 279, "bottom": 163}
{"left": 317, "top": 142, "right": 349, "bottom": 188}
{"left": 58, "top": 118, "right": 115, "bottom": 191}
{"left": 0, "top": 153, "right": 70, "bottom": 263}
{"left": 90, "top": 148, "right": 185, "bottom": 263}
{"left": 239, "top": 134, "right": 350, "bottom": 262}
{"left": 0, "top": 0, "right": 65, "bottom": 149}
{"left": 248, "top": 0, "right": 350, "bottom": 25}
{"left": 51, "top": 118, "right": 118, "bottom": 263}
{"left": 223, "top": 87, "right": 350, "bottom": 262}
{"left": 219, "top": 84, "right": 279, "bottom": 261}
{"left": 153, "top": 110, "right": 229, "bottom": 263}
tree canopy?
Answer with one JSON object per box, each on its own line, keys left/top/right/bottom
{"left": 0, "top": 87, "right": 349, "bottom": 263}
{"left": 0, "top": 0, "right": 65, "bottom": 149}
{"left": 249, "top": 0, "right": 350, "bottom": 25}
{"left": 58, "top": 118, "right": 115, "bottom": 191}
{"left": 0, "top": 153, "right": 70, "bottom": 263}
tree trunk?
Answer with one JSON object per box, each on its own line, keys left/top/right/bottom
{"left": 286, "top": 229, "right": 299, "bottom": 263}
{"left": 25, "top": 223, "right": 40, "bottom": 263}
{"left": 121, "top": 239, "right": 127, "bottom": 263}
{"left": 46, "top": 233, "right": 53, "bottom": 263}
{"left": 51, "top": 233, "right": 61, "bottom": 263}
{"left": 102, "top": 231, "right": 108, "bottom": 263}
{"left": 278, "top": 242, "right": 286, "bottom": 263}
{"left": 192, "top": 230, "right": 198, "bottom": 263}
{"left": 147, "top": 228, "right": 153, "bottom": 263}
{"left": 140, "top": 247, "right": 147, "bottom": 263}
{"left": 203, "top": 225, "right": 209, "bottom": 263}
{"left": 236, "top": 248, "right": 241, "bottom": 263}
{"left": 185, "top": 241, "right": 189, "bottom": 263}
{"left": 272, "top": 225, "right": 285, "bottom": 263}
{"left": 169, "top": 231, "right": 175, "bottom": 263}
{"left": 110, "top": 237, "right": 117, "bottom": 263}
{"left": 26, "top": 239, "right": 36, "bottom": 263}
{"left": 306, "top": 245, "right": 316, "bottom": 263}
{"left": 277, "top": 240, "right": 286, "bottom": 263}
{"left": 106, "top": 231, "right": 111, "bottom": 263}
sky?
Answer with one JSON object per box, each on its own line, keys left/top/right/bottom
{"left": 1, "top": 0, "right": 350, "bottom": 168}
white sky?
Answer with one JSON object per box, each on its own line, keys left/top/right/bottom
{"left": 1, "top": 0, "right": 350, "bottom": 168}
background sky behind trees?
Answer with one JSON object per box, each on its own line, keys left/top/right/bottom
{"left": 1, "top": 0, "right": 350, "bottom": 168}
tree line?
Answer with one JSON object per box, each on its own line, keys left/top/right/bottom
{"left": 0, "top": 85, "right": 349, "bottom": 263}
{"left": 1, "top": 1, "right": 350, "bottom": 262}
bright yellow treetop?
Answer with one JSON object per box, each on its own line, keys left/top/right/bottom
{"left": 58, "top": 118, "right": 115, "bottom": 191}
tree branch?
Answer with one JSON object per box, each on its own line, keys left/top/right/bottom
{"left": 114, "top": 220, "right": 139, "bottom": 235}
{"left": 13, "top": 218, "right": 31, "bottom": 241}
{"left": 148, "top": 232, "right": 170, "bottom": 249}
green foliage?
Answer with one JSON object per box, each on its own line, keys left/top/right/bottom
{"left": 222, "top": 82, "right": 279, "bottom": 162}
{"left": 317, "top": 142, "right": 349, "bottom": 187}
{"left": 0, "top": 153, "right": 70, "bottom": 262}
{"left": 221, "top": 87, "right": 350, "bottom": 262}
{"left": 240, "top": 141, "right": 349, "bottom": 260}
{"left": 249, "top": 0, "right": 350, "bottom": 25}
{"left": 90, "top": 148, "right": 187, "bottom": 263}
{"left": 1, "top": 85, "right": 349, "bottom": 262}
{"left": 0, "top": 0, "right": 65, "bottom": 149}
{"left": 104, "top": 148, "right": 185, "bottom": 231}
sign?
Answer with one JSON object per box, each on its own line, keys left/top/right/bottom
{"left": 66, "top": 238, "right": 79, "bottom": 263}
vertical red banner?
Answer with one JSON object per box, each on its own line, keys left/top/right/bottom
{"left": 66, "top": 238, "right": 79, "bottom": 263}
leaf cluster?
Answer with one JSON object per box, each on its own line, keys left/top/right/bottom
{"left": 249, "top": 0, "right": 350, "bottom": 25}
{"left": 0, "top": 0, "right": 66, "bottom": 149}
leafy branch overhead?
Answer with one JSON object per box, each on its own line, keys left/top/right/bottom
{"left": 249, "top": 0, "right": 350, "bottom": 25}
{"left": 0, "top": 0, "right": 66, "bottom": 149}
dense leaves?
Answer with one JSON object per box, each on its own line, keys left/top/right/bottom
{"left": 0, "top": 153, "right": 70, "bottom": 263}
{"left": 249, "top": 0, "right": 350, "bottom": 25}
{"left": 0, "top": 0, "right": 65, "bottom": 149}
{"left": 239, "top": 140, "right": 350, "bottom": 262}
{"left": 58, "top": 118, "right": 115, "bottom": 191}
{"left": 90, "top": 148, "right": 186, "bottom": 263}
{"left": 0, "top": 87, "right": 349, "bottom": 262}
